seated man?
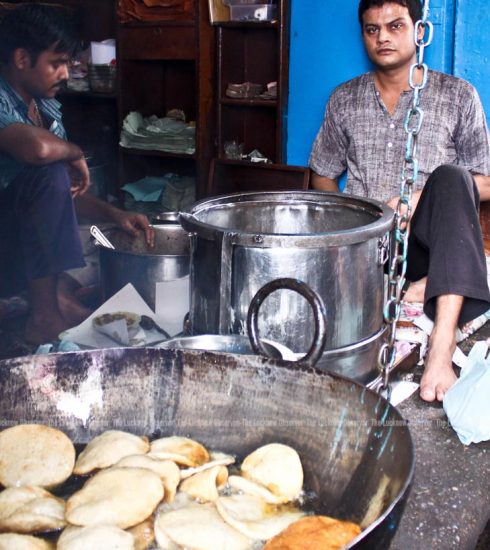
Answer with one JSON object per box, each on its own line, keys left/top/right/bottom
{"left": 0, "top": 4, "right": 153, "bottom": 344}
{"left": 309, "top": 0, "right": 490, "bottom": 401}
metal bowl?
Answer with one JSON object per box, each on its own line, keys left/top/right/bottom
{"left": 156, "top": 334, "right": 296, "bottom": 360}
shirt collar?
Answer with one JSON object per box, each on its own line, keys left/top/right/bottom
{"left": 0, "top": 74, "right": 29, "bottom": 114}
{"left": 0, "top": 74, "right": 62, "bottom": 119}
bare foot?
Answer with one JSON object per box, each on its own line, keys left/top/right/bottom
{"left": 24, "top": 313, "right": 69, "bottom": 346}
{"left": 57, "top": 291, "right": 92, "bottom": 327}
{"left": 420, "top": 330, "right": 458, "bottom": 402}
{"left": 404, "top": 276, "right": 427, "bottom": 303}
{"left": 57, "top": 274, "right": 93, "bottom": 327}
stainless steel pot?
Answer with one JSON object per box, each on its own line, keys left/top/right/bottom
{"left": 0, "top": 348, "right": 414, "bottom": 549}
{"left": 99, "top": 223, "right": 190, "bottom": 310}
{"left": 180, "top": 191, "right": 394, "bottom": 382}
{"left": 159, "top": 277, "right": 327, "bottom": 363}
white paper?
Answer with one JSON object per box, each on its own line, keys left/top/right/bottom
{"left": 155, "top": 276, "right": 190, "bottom": 337}
{"left": 390, "top": 380, "right": 420, "bottom": 406}
{"left": 90, "top": 39, "right": 116, "bottom": 64}
{"left": 61, "top": 283, "right": 165, "bottom": 348}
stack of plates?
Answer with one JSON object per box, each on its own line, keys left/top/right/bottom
{"left": 88, "top": 64, "right": 116, "bottom": 94}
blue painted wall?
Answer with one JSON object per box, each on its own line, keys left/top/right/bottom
{"left": 453, "top": 0, "right": 490, "bottom": 117}
{"left": 286, "top": 0, "right": 489, "bottom": 167}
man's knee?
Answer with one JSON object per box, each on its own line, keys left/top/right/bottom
{"left": 430, "top": 164, "right": 474, "bottom": 191}
{"left": 427, "top": 164, "right": 477, "bottom": 202}
{"left": 23, "top": 162, "right": 72, "bottom": 203}
{"left": 37, "top": 162, "right": 71, "bottom": 193}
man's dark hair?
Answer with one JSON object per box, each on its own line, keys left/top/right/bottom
{"left": 0, "top": 4, "right": 78, "bottom": 65}
{"left": 358, "top": 0, "right": 423, "bottom": 27}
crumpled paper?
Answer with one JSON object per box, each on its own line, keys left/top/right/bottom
{"left": 443, "top": 340, "right": 490, "bottom": 445}
{"left": 92, "top": 312, "right": 145, "bottom": 346}
{"left": 60, "top": 284, "right": 168, "bottom": 349}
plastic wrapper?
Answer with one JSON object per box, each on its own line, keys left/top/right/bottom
{"left": 443, "top": 341, "right": 490, "bottom": 445}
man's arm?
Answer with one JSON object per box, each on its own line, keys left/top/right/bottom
{"left": 75, "top": 194, "right": 155, "bottom": 247}
{"left": 0, "top": 123, "right": 82, "bottom": 164}
{"left": 473, "top": 175, "right": 490, "bottom": 201}
{"left": 0, "top": 123, "right": 90, "bottom": 196}
{"left": 311, "top": 172, "right": 340, "bottom": 192}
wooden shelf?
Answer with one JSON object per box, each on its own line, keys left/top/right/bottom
{"left": 119, "top": 146, "right": 196, "bottom": 160}
{"left": 117, "top": 0, "right": 215, "bottom": 198}
{"left": 120, "top": 20, "right": 195, "bottom": 28}
{"left": 217, "top": 21, "right": 278, "bottom": 29}
{"left": 220, "top": 97, "right": 277, "bottom": 108}
{"left": 215, "top": 0, "right": 289, "bottom": 166}
{"left": 208, "top": 158, "right": 310, "bottom": 195}
{"left": 59, "top": 89, "right": 117, "bottom": 99}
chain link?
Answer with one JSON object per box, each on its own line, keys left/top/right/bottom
{"left": 378, "top": 0, "right": 433, "bottom": 395}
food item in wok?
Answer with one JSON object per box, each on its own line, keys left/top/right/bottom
{"left": 0, "top": 533, "right": 54, "bottom": 549}
{"left": 0, "top": 424, "right": 75, "bottom": 489}
{"left": 113, "top": 455, "right": 181, "bottom": 503}
{"left": 0, "top": 425, "right": 362, "bottom": 549}
{"left": 179, "top": 465, "right": 229, "bottom": 502}
{"left": 92, "top": 311, "right": 143, "bottom": 346}
{"left": 154, "top": 497, "right": 253, "bottom": 550}
{"left": 0, "top": 486, "right": 65, "bottom": 534}
{"left": 180, "top": 451, "right": 235, "bottom": 479}
{"left": 215, "top": 493, "right": 305, "bottom": 541}
{"left": 127, "top": 518, "right": 155, "bottom": 550}
{"left": 228, "top": 475, "right": 286, "bottom": 504}
{"left": 149, "top": 435, "right": 210, "bottom": 467}
{"left": 65, "top": 467, "right": 163, "bottom": 529}
{"left": 263, "top": 515, "right": 362, "bottom": 549}
{"left": 57, "top": 524, "right": 134, "bottom": 550}
{"left": 73, "top": 429, "right": 150, "bottom": 475}
{"left": 240, "top": 443, "right": 304, "bottom": 503}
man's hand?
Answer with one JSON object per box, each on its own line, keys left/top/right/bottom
{"left": 111, "top": 209, "right": 155, "bottom": 248}
{"left": 69, "top": 157, "right": 90, "bottom": 197}
{"left": 386, "top": 191, "right": 422, "bottom": 227}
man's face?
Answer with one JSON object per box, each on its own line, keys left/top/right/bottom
{"left": 20, "top": 45, "right": 70, "bottom": 99}
{"left": 361, "top": 3, "right": 417, "bottom": 71}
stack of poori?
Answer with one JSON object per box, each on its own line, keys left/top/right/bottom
{"left": 0, "top": 424, "right": 361, "bottom": 549}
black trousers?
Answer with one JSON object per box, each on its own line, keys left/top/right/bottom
{"left": 0, "top": 162, "right": 85, "bottom": 297}
{"left": 406, "top": 164, "right": 490, "bottom": 326}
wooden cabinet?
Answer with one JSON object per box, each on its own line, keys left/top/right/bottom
{"left": 117, "top": 0, "right": 215, "bottom": 199}
{"left": 215, "top": 1, "right": 290, "bottom": 164}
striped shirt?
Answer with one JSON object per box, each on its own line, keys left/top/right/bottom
{"left": 0, "top": 75, "right": 66, "bottom": 189}
{"left": 309, "top": 70, "right": 490, "bottom": 202}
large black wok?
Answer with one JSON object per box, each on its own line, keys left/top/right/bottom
{"left": 0, "top": 347, "right": 413, "bottom": 549}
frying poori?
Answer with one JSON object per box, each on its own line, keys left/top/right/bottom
{"left": 0, "top": 425, "right": 362, "bottom": 549}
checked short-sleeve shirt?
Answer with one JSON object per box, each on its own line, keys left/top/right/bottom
{"left": 309, "top": 70, "right": 490, "bottom": 202}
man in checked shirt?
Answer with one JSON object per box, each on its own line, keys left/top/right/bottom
{"left": 309, "top": 0, "right": 490, "bottom": 402}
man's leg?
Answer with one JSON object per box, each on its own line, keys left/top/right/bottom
{"left": 0, "top": 163, "right": 86, "bottom": 343}
{"left": 25, "top": 275, "right": 69, "bottom": 345}
{"left": 420, "top": 294, "right": 461, "bottom": 401}
{"left": 406, "top": 165, "right": 490, "bottom": 402}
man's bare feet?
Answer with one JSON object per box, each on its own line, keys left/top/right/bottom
{"left": 404, "top": 276, "right": 427, "bottom": 303}
{"left": 420, "top": 329, "right": 458, "bottom": 402}
{"left": 57, "top": 291, "right": 92, "bottom": 327}
{"left": 24, "top": 312, "right": 69, "bottom": 346}
{"left": 57, "top": 274, "right": 93, "bottom": 327}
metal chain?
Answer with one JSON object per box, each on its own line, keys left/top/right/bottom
{"left": 377, "top": 0, "right": 434, "bottom": 397}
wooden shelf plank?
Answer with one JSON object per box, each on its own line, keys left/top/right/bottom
{"left": 59, "top": 89, "right": 117, "bottom": 99}
{"left": 120, "top": 146, "right": 196, "bottom": 160}
{"left": 220, "top": 97, "right": 277, "bottom": 108}
{"left": 217, "top": 21, "right": 277, "bottom": 29}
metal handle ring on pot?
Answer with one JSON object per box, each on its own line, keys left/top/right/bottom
{"left": 247, "top": 278, "right": 327, "bottom": 368}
